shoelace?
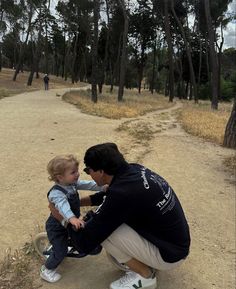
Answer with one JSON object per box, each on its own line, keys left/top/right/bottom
{"left": 118, "top": 271, "right": 138, "bottom": 285}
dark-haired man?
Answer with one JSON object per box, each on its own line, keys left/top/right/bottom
{"left": 66, "top": 143, "right": 190, "bottom": 289}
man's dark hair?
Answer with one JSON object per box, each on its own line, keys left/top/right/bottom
{"left": 84, "top": 143, "right": 127, "bottom": 175}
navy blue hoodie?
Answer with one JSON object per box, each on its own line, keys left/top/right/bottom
{"left": 70, "top": 163, "right": 190, "bottom": 263}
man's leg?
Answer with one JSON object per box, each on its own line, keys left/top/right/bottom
{"left": 102, "top": 224, "right": 184, "bottom": 272}
{"left": 102, "top": 224, "right": 185, "bottom": 288}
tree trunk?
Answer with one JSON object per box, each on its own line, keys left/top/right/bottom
{"left": 150, "top": 40, "right": 157, "bottom": 94}
{"left": 103, "top": 0, "right": 110, "bottom": 85}
{"left": 61, "top": 33, "right": 66, "bottom": 78}
{"left": 113, "top": 33, "right": 122, "bottom": 87}
{"left": 118, "top": 0, "right": 129, "bottom": 102}
{"left": 171, "top": 0, "right": 197, "bottom": 103}
{"left": 13, "top": 5, "right": 33, "bottom": 81}
{"left": 71, "top": 32, "right": 79, "bottom": 84}
{"left": 164, "top": 0, "right": 174, "bottom": 102}
{"left": 138, "top": 45, "right": 146, "bottom": 94}
{"left": 44, "top": 18, "right": 49, "bottom": 74}
{"left": 27, "top": 41, "right": 35, "bottom": 86}
{"left": 64, "top": 37, "right": 72, "bottom": 81}
{"left": 216, "top": 24, "right": 224, "bottom": 100}
{"left": 223, "top": 97, "right": 236, "bottom": 148}
{"left": 91, "top": 0, "right": 99, "bottom": 103}
{"left": 197, "top": 38, "right": 203, "bottom": 98}
{"left": 109, "top": 59, "right": 114, "bottom": 93}
{"left": 204, "top": 0, "right": 218, "bottom": 109}
{"left": 0, "top": 45, "right": 2, "bottom": 72}
{"left": 27, "top": 6, "right": 42, "bottom": 86}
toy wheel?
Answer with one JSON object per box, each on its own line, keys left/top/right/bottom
{"left": 33, "top": 232, "right": 51, "bottom": 259}
{"left": 106, "top": 252, "right": 129, "bottom": 271}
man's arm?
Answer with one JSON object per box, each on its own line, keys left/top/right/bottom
{"left": 69, "top": 188, "right": 128, "bottom": 254}
{"left": 48, "top": 202, "right": 64, "bottom": 222}
{"left": 49, "top": 190, "right": 75, "bottom": 221}
{"left": 80, "top": 195, "right": 92, "bottom": 206}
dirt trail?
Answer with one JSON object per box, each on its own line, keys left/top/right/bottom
{"left": 0, "top": 88, "right": 235, "bottom": 289}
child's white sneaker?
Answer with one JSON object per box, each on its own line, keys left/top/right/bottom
{"left": 110, "top": 270, "right": 156, "bottom": 289}
{"left": 40, "top": 265, "right": 61, "bottom": 283}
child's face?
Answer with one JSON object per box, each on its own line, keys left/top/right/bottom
{"left": 58, "top": 164, "right": 79, "bottom": 185}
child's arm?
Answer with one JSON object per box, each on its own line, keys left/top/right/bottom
{"left": 48, "top": 189, "right": 75, "bottom": 221}
{"left": 77, "top": 180, "right": 108, "bottom": 192}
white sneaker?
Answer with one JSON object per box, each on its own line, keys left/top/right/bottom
{"left": 40, "top": 265, "right": 61, "bottom": 283}
{"left": 110, "top": 271, "right": 156, "bottom": 289}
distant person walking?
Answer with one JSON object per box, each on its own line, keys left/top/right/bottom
{"left": 43, "top": 74, "right": 50, "bottom": 90}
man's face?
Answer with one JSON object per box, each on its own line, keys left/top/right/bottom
{"left": 85, "top": 167, "right": 105, "bottom": 186}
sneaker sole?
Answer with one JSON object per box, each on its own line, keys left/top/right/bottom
{"left": 40, "top": 272, "right": 61, "bottom": 283}
{"left": 110, "top": 284, "right": 156, "bottom": 289}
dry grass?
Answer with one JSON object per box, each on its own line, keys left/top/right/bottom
{"left": 116, "top": 120, "right": 156, "bottom": 142}
{"left": 178, "top": 101, "right": 232, "bottom": 145}
{"left": 63, "top": 87, "right": 173, "bottom": 119}
{"left": 179, "top": 100, "right": 235, "bottom": 175}
{"left": 0, "top": 224, "right": 47, "bottom": 289}
{"left": 0, "top": 243, "right": 41, "bottom": 289}
{"left": 0, "top": 68, "right": 86, "bottom": 98}
{"left": 0, "top": 89, "right": 11, "bottom": 99}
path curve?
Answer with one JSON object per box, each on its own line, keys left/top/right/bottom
{"left": 0, "top": 88, "right": 235, "bottom": 289}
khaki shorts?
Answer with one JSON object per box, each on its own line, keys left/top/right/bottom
{"left": 102, "top": 224, "right": 185, "bottom": 271}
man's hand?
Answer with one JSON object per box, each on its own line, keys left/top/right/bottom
{"left": 102, "top": 184, "right": 109, "bottom": 192}
{"left": 48, "top": 202, "right": 64, "bottom": 222}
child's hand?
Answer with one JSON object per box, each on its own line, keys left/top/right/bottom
{"left": 102, "top": 184, "right": 109, "bottom": 192}
{"left": 69, "top": 216, "right": 85, "bottom": 230}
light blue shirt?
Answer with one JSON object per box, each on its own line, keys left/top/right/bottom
{"left": 48, "top": 180, "right": 102, "bottom": 221}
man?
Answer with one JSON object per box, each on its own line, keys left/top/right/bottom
{"left": 57, "top": 143, "right": 190, "bottom": 289}
{"left": 43, "top": 74, "right": 49, "bottom": 90}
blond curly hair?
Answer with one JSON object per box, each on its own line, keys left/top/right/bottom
{"left": 47, "top": 154, "right": 79, "bottom": 182}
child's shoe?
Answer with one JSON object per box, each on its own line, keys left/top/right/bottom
{"left": 110, "top": 270, "right": 156, "bottom": 289}
{"left": 40, "top": 265, "right": 61, "bottom": 283}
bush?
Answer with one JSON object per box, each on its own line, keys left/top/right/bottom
{"left": 221, "top": 79, "right": 235, "bottom": 101}
{"left": 198, "top": 83, "right": 210, "bottom": 100}
{"left": 198, "top": 78, "right": 235, "bottom": 101}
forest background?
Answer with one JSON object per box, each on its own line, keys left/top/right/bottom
{"left": 1, "top": 0, "right": 236, "bottom": 148}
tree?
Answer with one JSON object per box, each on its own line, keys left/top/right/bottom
{"left": 129, "top": 0, "right": 155, "bottom": 93}
{"left": 203, "top": 0, "right": 225, "bottom": 109}
{"left": 27, "top": 2, "right": 44, "bottom": 86}
{"left": 170, "top": 0, "right": 198, "bottom": 102}
{"left": 91, "top": 0, "right": 100, "bottom": 103}
{"left": 223, "top": 96, "right": 236, "bottom": 148}
{"left": 56, "top": 0, "right": 93, "bottom": 83}
{"left": 117, "top": 0, "right": 129, "bottom": 102}
{"left": 163, "top": 0, "right": 174, "bottom": 102}
{"left": 12, "top": 0, "right": 36, "bottom": 81}
{"left": 106, "top": 2, "right": 124, "bottom": 92}
{"left": 0, "top": 0, "right": 18, "bottom": 71}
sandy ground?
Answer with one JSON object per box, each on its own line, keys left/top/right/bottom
{"left": 0, "top": 88, "right": 235, "bottom": 289}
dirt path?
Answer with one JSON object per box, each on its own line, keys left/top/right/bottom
{"left": 0, "top": 88, "right": 235, "bottom": 289}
